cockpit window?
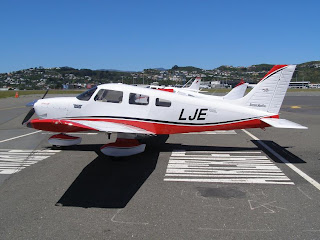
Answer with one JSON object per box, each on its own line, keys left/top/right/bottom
{"left": 94, "top": 89, "right": 123, "bottom": 103}
{"left": 76, "top": 87, "right": 97, "bottom": 101}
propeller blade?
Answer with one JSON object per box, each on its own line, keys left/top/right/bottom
{"left": 42, "top": 89, "right": 49, "bottom": 99}
{"left": 22, "top": 108, "right": 35, "bottom": 125}
{"left": 22, "top": 89, "right": 48, "bottom": 125}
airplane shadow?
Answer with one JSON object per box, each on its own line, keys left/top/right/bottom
{"left": 251, "top": 140, "right": 306, "bottom": 164}
{"left": 56, "top": 145, "right": 160, "bottom": 209}
{"left": 55, "top": 142, "right": 261, "bottom": 209}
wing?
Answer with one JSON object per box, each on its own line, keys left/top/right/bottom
{"left": 28, "top": 118, "right": 154, "bottom": 134}
{"left": 71, "top": 120, "right": 153, "bottom": 134}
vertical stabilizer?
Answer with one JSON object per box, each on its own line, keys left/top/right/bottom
{"left": 235, "top": 65, "right": 296, "bottom": 114}
{"left": 188, "top": 77, "right": 201, "bottom": 91}
{"left": 223, "top": 79, "right": 248, "bottom": 100}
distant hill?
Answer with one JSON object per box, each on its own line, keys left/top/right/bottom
{"left": 170, "top": 65, "right": 202, "bottom": 72}
{"left": 153, "top": 68, "right": 168, "bottom": 71}
{"left": 294, "top": 61, "right": 320, "bottom": 83}
{"left": 1, "top": 61, "right": 320, "bottom": 90}
{"left": 214, "top": 62, "right": 320, "bottom": 83}
{"left": 96, "top": 69, "right": 136, "bottom": 73}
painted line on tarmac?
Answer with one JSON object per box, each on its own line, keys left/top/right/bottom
{"left": 242, "top": 129, "right": 320, "bottom": 191}
{"left": 0, "top": 106, "right": 25, "bottom": 111}
{"left": 164, "top": 150, "right": 293, "bottom": 185}
{"left": 0, "top": 130, "right": 42, "bottom": 143}
{"left": 0, "top": 149, "right": 60, "bottom": 174}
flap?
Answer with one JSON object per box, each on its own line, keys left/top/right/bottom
{"left": 261, "top": 118, "right": 308, "bottom": 129}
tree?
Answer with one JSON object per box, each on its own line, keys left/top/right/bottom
{"left": 172, "top": 65, "right": 179, "bottom": 70}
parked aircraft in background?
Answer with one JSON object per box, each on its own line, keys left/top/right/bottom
{"left": 22, "top": 65, "right": 306, "bottom": 157}
{"left": 146, "top": 77, "right": 201, "bottom": 93}
{"left": 147, "top": 77, "right": 249, "bottom": 100}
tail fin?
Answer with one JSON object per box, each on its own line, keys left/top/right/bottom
{"left": 188, "top": 77, "right": 201, "bottom": 91}
{"left": 235, "top": 65, "right": 296, "bottom": 114}
{"left": 223, "top": 79, "right": 248, "bottom": 100}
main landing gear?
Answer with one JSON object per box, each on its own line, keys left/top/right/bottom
{"left": 47, "top": 133, "right": 169, "bottom": 157}
{"left": 100, "top": 133, "right": 146, "bottom": 157}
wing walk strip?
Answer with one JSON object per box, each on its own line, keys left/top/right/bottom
{"left": 0, "top": 149, "right": 61, "bottom": 175}
{"left": 164, "top": 150, "right": 294, "bottom": 185}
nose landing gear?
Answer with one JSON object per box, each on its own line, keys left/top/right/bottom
{"left": 48, "top": 133, "right": 82, "bottom": 146}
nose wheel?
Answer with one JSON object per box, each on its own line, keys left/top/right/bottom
{"left": 100, "top": 138, "right": 146, "bottom": 157}
{"left": 48, "top": 133, "right": 82, "bottom": 146}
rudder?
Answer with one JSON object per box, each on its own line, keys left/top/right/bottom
{"left": 235, "top": 65, "right": 296, "bottom": 114}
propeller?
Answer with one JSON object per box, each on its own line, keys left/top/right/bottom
{"left": 22, "top": 89, "right": 49, "bottom": 125}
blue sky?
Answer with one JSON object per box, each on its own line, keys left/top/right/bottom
{"left": 1, "top": 0, "right": 319, "bottom": 73}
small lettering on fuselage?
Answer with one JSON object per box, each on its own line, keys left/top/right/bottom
{"left": 73, "top": 104, "right": 82, "bottom": 109}
{"left": 249, "top": 103, "right": 266, "bottom": 107}
{"left": 179, "top": 108, "right": 208, "bottom": 121}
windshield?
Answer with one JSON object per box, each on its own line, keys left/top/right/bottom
{"left": 76, "top": 87, "right": 97, "bottom": 101}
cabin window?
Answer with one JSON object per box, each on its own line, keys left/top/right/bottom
{"left": 76, "top": 87, "right": 97, "bottom": 101}
{"left": 155, "top": 98, "right": 171, "bottom": 107}
{"left": 94, "top": 89, "right": 123, "bottom": 103}
{"left": 129, "top": 93, "right": 149, "bottom": 105}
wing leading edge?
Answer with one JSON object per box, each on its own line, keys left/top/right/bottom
{"left": 28, "top": 118, "right": 154, "bottom": 134}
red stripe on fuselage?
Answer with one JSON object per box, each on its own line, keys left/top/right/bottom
{"left": 157, "top": 88, "right": 174, "bottom": 93}
{"left": 28, "top": 115, "right": 279, "bottom": 134}
{"left": 94, "top": 117, "right": 274, "bottom": 134}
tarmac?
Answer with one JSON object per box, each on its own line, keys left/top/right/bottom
{"left": 0, "top": 92, "right": 320, "bottom": 240}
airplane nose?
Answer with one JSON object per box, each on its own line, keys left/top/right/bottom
{"left": 34, "top": 99, "right": 48, "bottom": 119}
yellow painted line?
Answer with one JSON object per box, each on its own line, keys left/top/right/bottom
{"left": 0, "top": 106, "right": 25, "bottom": 111}
{"left": 291, "top": 106, "right": 301, "bottom": 109}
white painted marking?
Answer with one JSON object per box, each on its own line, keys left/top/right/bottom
{"left": 170, "top": 156, "right": 269, "bottom": 160}
{"left": 0, "top": 152, "right": 55, "bottom": 155}
{"left": 6, "top": 149, "right": 59, "bottom": 153}
{"left": 171, "top": 151, "right": 262, "bottom": 155}
{"left": 0, "top": 155, "right": 48, "bottom": 160}
{"left": 164, "top": 178, "right": 294, "bottom": 184}
{"left": 211, "top": 154, "right": 230, "bottom": 157}
{"left": 242, "top": 129, "right": 320, "bottom": 191}
{"left": 0, "top": 149, "right": 60, "bottom": 175}
{"left": 169, "top": 160, "right": 272, "bottom": 164}
{"left": 164, "top": 149, "right": 293, "bottom": 185}
{"left": 0, "top": 131, "right": 42, "bottom": 143}
{"left": 166, "top": 174, "right": 288, "bottom": 178}
{"left": 166, "top": 169, "right": 282, "bottom": 173}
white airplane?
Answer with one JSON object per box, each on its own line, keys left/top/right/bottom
{"left": 148, "top": 77, "right": 248, "bottom": 100}
{"left": 22, "top": 65, "right": 307, "bottom": 157}
{"left": 146, "top": 77, "right": 201, "bottom": 93}
{"left": 175, "top": 78, "right": 249, "bottom": 100}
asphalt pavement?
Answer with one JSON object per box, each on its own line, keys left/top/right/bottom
{"left": 0, "top": 93, "right": 319, "bottom": 240}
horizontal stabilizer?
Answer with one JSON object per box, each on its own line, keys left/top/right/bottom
{"left": 261, "top": 118, "right": 308, "bottom": 129}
